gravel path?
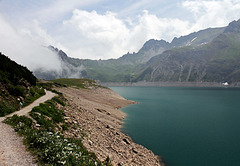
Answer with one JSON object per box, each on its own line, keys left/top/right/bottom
{"left": 0, "top": 90, "right": 57, "bottom": 166}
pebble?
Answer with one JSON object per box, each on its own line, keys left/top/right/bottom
{"left": 0, "top": 122, "right": 37, "bottom": 166}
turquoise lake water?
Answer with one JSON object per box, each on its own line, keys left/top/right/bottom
{"left": 109, "top": 87, "right": 240, "bottom": 166}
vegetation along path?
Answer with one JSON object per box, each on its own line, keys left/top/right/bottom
{"left": 0, "top": 90, "right": 57, "bottom": 166}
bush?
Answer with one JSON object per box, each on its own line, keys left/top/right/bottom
{"left": 3, "top": 97, "right": 107, "bottom": 166}
{"left": 0, "top": 102, "right": 15, "bottom": 116}
{"left": 7, "top": 85, "right": 26, "bottom": 97}
{"left": 30, "top": 131, "right": 100, "bottom": 166}
{"left": 30, "top": 112, "right": 55, "bottom": 131}
{"left": 23, "top": 87, "right": 46, "bottom": 107}
{"left": 52, "top": 96, "right": 65, "bottom": 106}
{"left": 51, "top": 89, "right": 63, "bottom": 95}
{"left": 3, "top": 115, "right": 33, "bottom": 135}
{"left": 31, "top": 101, "right": 64, "bottom": 125}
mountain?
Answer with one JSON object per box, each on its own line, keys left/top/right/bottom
{"left": 0, "top": 53, "right": 36, "bottom": 86}
{"left": 115, "top": 27, "right": 224, "bottom": 65}
{"left": 135, "top": 19, "right": 240, "bottom": 83}
{"left": 0, "top": 53, "right": 44, "bottom": 116}
{"left": 33, "top": 19, "right": 240, "bottom": 84}
{"left": 34, "top": 46, "right": 84, "bottom": 80}
{"left": 118, "top": 39, "right": 171, "bottom": 64}
{"left": 171, "top": 27, "right": 225, "bottom": 47}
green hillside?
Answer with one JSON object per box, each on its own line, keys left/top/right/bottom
{"left": 51, "top": 78, "right": 101, "bottom": 89}
{"left": 0, "top": 53, "right": 45, "bottom": 116}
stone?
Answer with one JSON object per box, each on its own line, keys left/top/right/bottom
{"left": 123, "top": 138, "right": 130, "bottom": 145}
{"left": 35, "top": 124, "right": 40, "bottom": 127}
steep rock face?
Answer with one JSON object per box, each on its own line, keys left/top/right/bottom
{"left": 141, "top": 39, "right": 171, "bottom": 51}
{"left": 171, "top": 27, "right": 225, "bottom": 47}
{"left": 117, "top": 26, "right": 224, "bottom": 66}
{"left": 135, "top": 39, "right": 172, "bottom": 63}
{"left": 135, "top": 20, "right": 240, "bottom": 83}
{"left": 117, "top": 39, "right": 171, "bottom": 65}
{"left": 224, "top": 19, "right": 240, "bottom": 33}
{"left": 136, "top": 48, "right": 209, "bottom": 82}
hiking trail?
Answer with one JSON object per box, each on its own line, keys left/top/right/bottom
{"left": 0, "top": 90, "right": 56, "bottom": 166}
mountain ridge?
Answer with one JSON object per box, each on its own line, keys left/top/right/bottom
{"left": 34, "top": 19, "right": 240, "bottom": 84}
{"left": 135, "top": 19, "right": 240, "bottom": 83}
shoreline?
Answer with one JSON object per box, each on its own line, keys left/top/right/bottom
{"left": 100, "top": 81, "right": 240, "bottom": 87}
{"left": 56, "top": 87, "right": 164, "bottom": 166}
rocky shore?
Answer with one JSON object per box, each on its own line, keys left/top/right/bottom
{"left": 56, "top": 87, "right": 163, "bottom": 166}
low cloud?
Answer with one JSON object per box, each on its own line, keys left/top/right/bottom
{"left": 0, "top": 14, "right": 62, "bottom": 74}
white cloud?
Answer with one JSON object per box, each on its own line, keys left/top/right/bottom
{"left": 182, "top": 0, "right": 240, "bottom": 30}
{"left": 130, "top": 10, "right": 190, "bottom": 43}
{"left": 55, "top": 0, "right": 240, "bottom": 60}
{"left": 1, "top": 0, "right": 240, "bottom": 62}
{"left": 0, "top": 14, "right": 62, "bottom": 73}
{"left": 57, "top": 9, "right": 191, "bottom": 59}
{"left": 61, "top": 10, "right": 130, "bottom": 59}
{"left": 19, "top": 20, "right": 66, "bottom": 51}
{"left": 34, "top": 0, "right": 105, "bottom": 24}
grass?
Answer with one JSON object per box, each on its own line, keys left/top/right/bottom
{"left": 3, "top": 96, "right": 111, "bottom": 166}
{"left": 52, "top": 96, "right": 65, "bottom": 106}
{"left": 0, "top": 85, "right": 46, "bottom": 117}
{"left": 37, "top": 82, "right": 64, "bottom": 95}
{"left": 0, "top": 101, "right": 16, "bottom": 116}
{"left": 51, "top": 78, "right": 101, "bottom": 89}
{"left": 23, "top": 87, "right": 46, "bottom": 107}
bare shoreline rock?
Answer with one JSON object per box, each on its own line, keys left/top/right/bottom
{"left": 56, "top": 87, "right": 164, "bottom": 166}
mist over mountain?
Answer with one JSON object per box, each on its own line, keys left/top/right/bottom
{"left": 33, "top": 46, "right": 84, "bottom": 80}
{"left": 33, "top": 19, "right": 240, "bottom": 85}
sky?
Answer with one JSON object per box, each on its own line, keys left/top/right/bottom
{"left": 1, "top": 0, "right": 240, "bottom": 72}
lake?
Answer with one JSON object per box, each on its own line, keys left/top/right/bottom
{"left": 110, "top": 87, "right": 240, "bottom": 166}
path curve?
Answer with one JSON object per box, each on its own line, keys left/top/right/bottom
{"left": 0, "top": 90, "right": 57, "bottom": 166}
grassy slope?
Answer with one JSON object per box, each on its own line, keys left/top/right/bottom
{"left": 0, "top": 53, "right": 45, "bottom": 116}
{"left": 51, "top": 78, "right": 101, "bottom": 89}
{"left": 68, "top": 58, "right": 137, "bottom": 82}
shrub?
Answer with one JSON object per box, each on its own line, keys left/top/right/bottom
{"left": 52, "top": 96, "right": 65, "bottom": 106}
{"left": 31, "top": 101, "right": 64, "bottom": 125}
{"left": 0, "top": 102, "right": 15, "bottom": 116}
{"left": 23, "top": 87, "right": 46, "bottom": 107}
{"left": 3, "top": 97, "right": 107, "bottom": 166}
{"left": 7, "top": 85, "right": 26, "bottom": 97}
{"left": 30, "top": 131, "right": 100, "bottom": 166}
{"left": 3, "top": 115, "right": 33, "bottom": 136}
